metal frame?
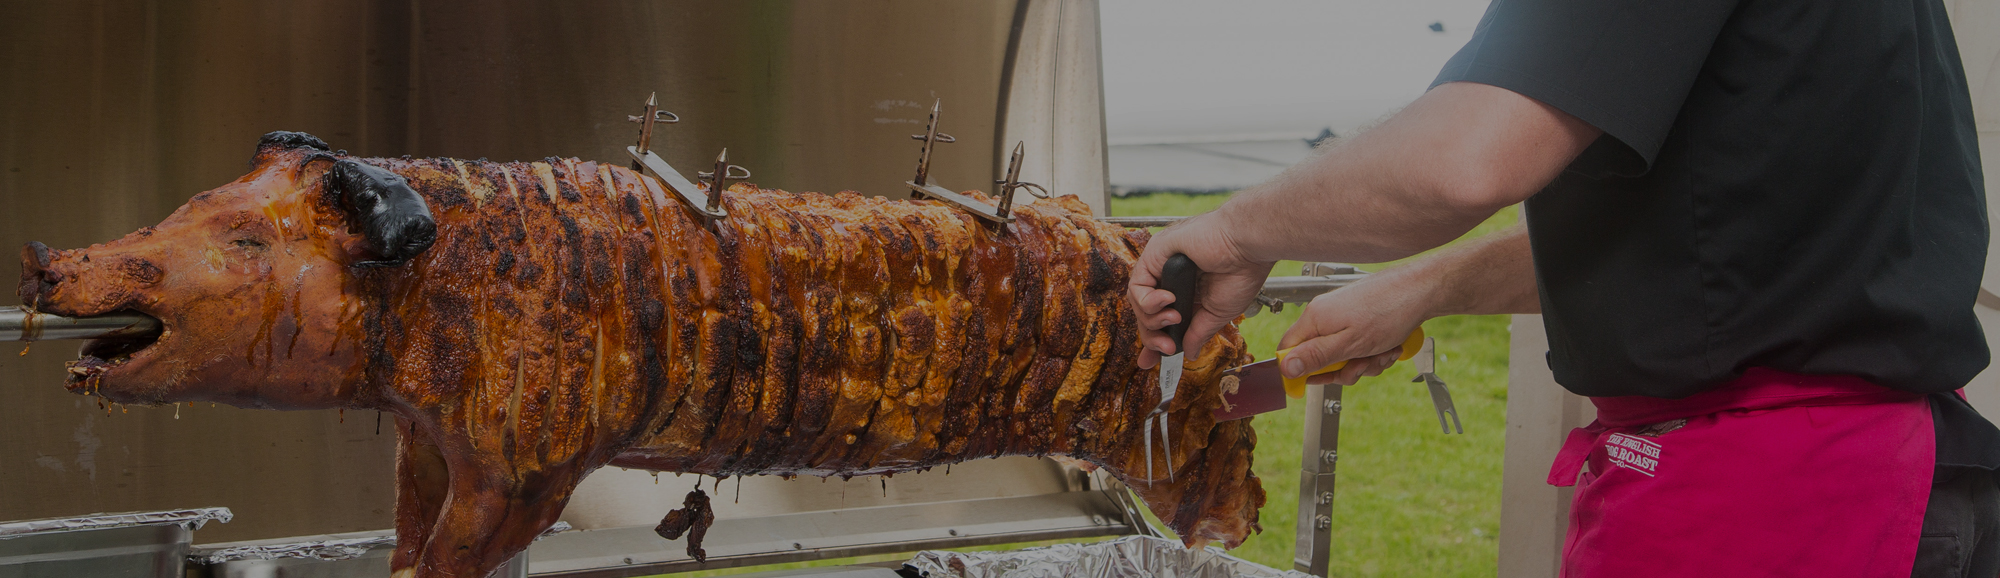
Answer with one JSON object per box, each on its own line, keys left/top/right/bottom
{"left": 527, "top": 474, "right": 1148, "bottom": 577}
{"left": 1293, "top": 384, "right": 1344, "bottom": 575}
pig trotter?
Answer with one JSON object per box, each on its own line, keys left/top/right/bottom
{"left": 653, "top": 489, "right": 716, "bottom": 562}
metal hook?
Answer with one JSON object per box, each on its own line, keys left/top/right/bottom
{"left": 700, "top": 165, "right": 752, "bottom": 181}
{"left": 628, "top": 110, "right": 681, "bottom": 125}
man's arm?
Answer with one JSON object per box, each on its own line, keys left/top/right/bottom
{"left": 1129, "top": 82, "right": 1598, "bottom": 372}
{"left": 1279, "top": 224, "right": 1537, "bottom": 385}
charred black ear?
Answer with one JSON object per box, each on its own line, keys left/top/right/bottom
{"left": 327, "top": 159, "right": 437, "bottom": 268}
{"left": 253, "top": 131, "right": 332, "bottom": 166}
{"left": 260, "top": 131, "right": 330, "bottom": 152}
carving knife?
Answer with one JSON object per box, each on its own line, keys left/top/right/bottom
{"left": 1211, "top": 327, "right": 1426, "bottom": 422}
{"left": 1146, "top": 253, "right": 1200, "bottom": 484}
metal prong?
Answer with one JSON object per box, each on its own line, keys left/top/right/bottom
{"left": 1143, "top": 416, "right": 1155, "bottom": 487}
{"left": 1414, "top": 372, "right": 1457, "bottom": 433}
{"left": 1160, "top": 413, "right": 1174, "bottom": 482}
{"left": 708, "top": 149, "right": 730, "bottom": 212}
{"left": 1441, "top": 400, "right": 1463, "bottom": 434}
{"left": 694, "top": 148, "right": 750, "bottom": 216}
{"left": 989, "top": 141, "right": 1045, "bottom": 227}
{"left": 1422, "top": 337, "right": 1463, "bottom": 433}
{"left": 1427, "top": 378, "right": 1463, "bottom": 434}
{"left": 996, "top": 141, "right": 1025, "bottom": 217}
{"left": 1412, "top": 337, "right": 1463, "bottom": 434}
{"left": 908, "top": 99, "right": 955, "bottom": 194}
{"left": 632, "top": 93, "right": 664, "bottom": 171}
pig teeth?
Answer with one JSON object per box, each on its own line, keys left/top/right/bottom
{"left": 64, "top": 358, "right": 113, "bottom": 377}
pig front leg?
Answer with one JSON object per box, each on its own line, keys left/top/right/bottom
{"left": 402, "top": 445, "right": 594, "bottom": 577}
{"left": 390, "top": 424, "right": 449, "bottom": 578}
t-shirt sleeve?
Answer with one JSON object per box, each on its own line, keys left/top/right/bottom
{"left": 1432, "top": 0, "right": 1740, "bottom": 176}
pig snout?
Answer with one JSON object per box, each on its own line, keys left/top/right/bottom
{"left": 19, "top": 241, "right": 59, "bottom": 307}
{"left": 19, "top": 241, "right": 162, "bottom": 316}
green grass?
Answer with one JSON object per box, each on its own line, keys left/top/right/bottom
{"left": 663, "top": 193, "right": 1519, "bottom": 577}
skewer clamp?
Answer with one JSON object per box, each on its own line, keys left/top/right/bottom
{"left": 905, "top": 99, "right": 1016, "bottom": 224}
{"left": 623, "top": 93, "right": 744, "bottom": 223}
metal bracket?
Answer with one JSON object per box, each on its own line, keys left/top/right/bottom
{"left": 627, "top": 147, "right": 728, "bottom": 221}
{"left": 622, "top": 93, "right": 734, "bottom": 222}
{"left": 905, "top": 99, "right": 1013, "bottom": 224}
{"left": 1293, "top": 383, "right": 1345, "bottom": 576}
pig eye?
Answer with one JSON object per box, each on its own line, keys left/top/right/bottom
{"left": 232, "top": 238, "right": 268, "bottom": 250}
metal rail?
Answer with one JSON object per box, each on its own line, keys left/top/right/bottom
{"left": 1097, "top": 216, "right": 1182, "bottom": 228}
{"left": 0, "top": 307, "right": 160, "bottom": 342}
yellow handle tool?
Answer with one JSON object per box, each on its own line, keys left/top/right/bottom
{"left": 1274, "top": 327, "right": 1426, "bottom": 399}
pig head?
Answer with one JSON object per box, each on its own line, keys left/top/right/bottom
{"left": 18, "top": 131, "right": 437, "bottom": 409}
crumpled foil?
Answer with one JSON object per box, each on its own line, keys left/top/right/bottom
{"left": 0, "top": 508, "right": 233, "bottom": 539}
{"left": 187, "top": 521, "right": 573, "bottom": 564}
{"left": 903, "top": 535, "right": 1314, "bottom": 578}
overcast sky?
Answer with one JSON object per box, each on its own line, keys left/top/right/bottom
{"left": 1098, "top": 0, "right": 1494, "bottom": 144}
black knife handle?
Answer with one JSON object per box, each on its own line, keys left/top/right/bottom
{"left": 1161, "top": 253, "right": 1199, "bottom": 353}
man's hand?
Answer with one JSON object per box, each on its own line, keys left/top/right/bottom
{"left": 1280, "top": 225, "right": 1539, "bottom": 384}
{"left": 1277, "top": 265, "right": 1433, "bottom": 384}
{"left": 1130, "top": 212, "right": 1274, "bottom": 369}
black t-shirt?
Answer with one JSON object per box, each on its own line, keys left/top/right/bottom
{"left": 1432, "top": 0, "right": 1998, "bottom": 465}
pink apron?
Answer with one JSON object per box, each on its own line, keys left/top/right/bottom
{"left": 1550, "top": 368, "right": 1935, "bottom": 577}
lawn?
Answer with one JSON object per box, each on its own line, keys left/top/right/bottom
{"left": 672, "top": 193, "right": 1519, "bottom": 577}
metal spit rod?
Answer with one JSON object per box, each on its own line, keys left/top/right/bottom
{"left": 0, "top": 307, "right": 160, "bottom": 342}
{"left": 0, "top": 266, "right": 1353, "bottom": 343}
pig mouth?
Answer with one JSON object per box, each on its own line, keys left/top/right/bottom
{"left": 65, "top": 310, "right": 165, "bottom": 389}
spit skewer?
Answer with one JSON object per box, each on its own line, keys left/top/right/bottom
{"left": 0, "top": 218, "right": 1328, "bottom": 342}
{"left": 0, "top": 274, "right": 1360, "bottom": 342}
{"left": 0, "top": 307, "right": 159, "bottom": 342}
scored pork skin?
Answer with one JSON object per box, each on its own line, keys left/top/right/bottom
{"left": 20, "top": 141, "right": 1265, "bottom": 578}
{"left": 368, "top": 154, "right": 1264, "bottom": 541}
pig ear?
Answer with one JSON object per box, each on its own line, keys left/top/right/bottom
{"left": 327, "top": 159, "right": 438, "bottom": 268}
{"left": 254, "top": 131, "right": 331, "bottom": 166}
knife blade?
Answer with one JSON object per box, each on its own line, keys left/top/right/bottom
{"left": 1147, "top": 253, "right": 1200, "bottom": 484}
{"left": 1156, "top": 253, "right": 1198, "bottom": 409}
{"left": 1212, "top": 327, "right": 1426, "bottom": 421}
